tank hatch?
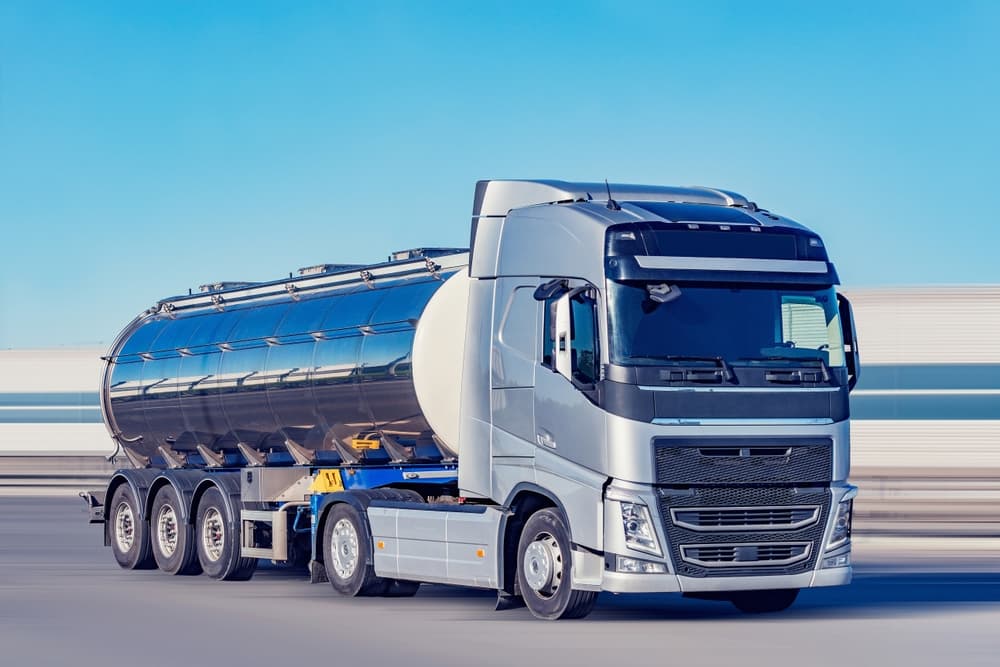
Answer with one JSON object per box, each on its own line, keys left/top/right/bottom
{"left": 388, "top": 248, "right": 468, "bottom": 262}
{"left": 199, "top": 281, "right": 260, "bottom": 293}
{"left": 297, "top": 263, "right": 365, "bottom": 277}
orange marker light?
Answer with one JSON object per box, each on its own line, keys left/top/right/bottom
{"left": 377, "top": 540, "right": 385, "bottom": 550}
{"left": 476, "top": 548, "right": 485, "bottom": 559}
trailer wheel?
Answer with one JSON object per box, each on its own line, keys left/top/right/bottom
{"left": 517, "top": 508, "right": 597, "bottom": 620}
{"left": 108, "top": 484, "right": 155, "bottom": 570}
{"left": 729, "top": 588, "right": 799, "bottom": 614}
{"left": 322, "top": 503, "right": 387, "bottom": 597}
{"left": 195, "top": 486, "right": 256, "bottom": 581}
{"left": 150, "top": 485, "right": 201, "bottom": 575}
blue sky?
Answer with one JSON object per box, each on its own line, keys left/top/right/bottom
{"left": 1, "top": 1, "right": 998, "bottom": 348}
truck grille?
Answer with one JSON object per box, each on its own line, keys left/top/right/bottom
{"left": 670, "top": 506, "right": 820, "bottom": 531}
{"left": 658, "top": 486, "right": 830, "bottom": 578}
{"left": 680, "top": 542, "right": 811, "bottom": 568}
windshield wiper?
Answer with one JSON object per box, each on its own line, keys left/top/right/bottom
{"left": 740, "top": 355, "right": 831, "bottom": 382}
{"left": 649, "top": 355, "right": 735, "bottom": 382}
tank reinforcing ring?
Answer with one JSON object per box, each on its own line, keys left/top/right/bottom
{"left": 200, "top": 507, "right": 225, "bottom": 563}
{"left": 522, "top": 532, "right": 563, "bottom": 598}
{"left": 114, "top": 501, "right": 136, "bottom": 554}
{"left": 156, "top": 503, "right": 180, "bottom": 558}
{"left": 330, "top": 518, "right": 360, "bottom": 580}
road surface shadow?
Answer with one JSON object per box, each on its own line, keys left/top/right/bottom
{"left": 255, "top": 567, "right": 1000, "bottom": 621}
{"left": 582, "top": 572, "right": 1000, "bottom": 621}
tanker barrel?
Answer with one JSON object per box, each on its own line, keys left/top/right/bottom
{"left": 102, "top": 261, "right": 468, "bottom": 468}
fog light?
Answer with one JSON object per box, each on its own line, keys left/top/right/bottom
{"left": 616, "top": 555, "right": 668, "bottom": 574}
{"left": 822, "top": 553, "right": 851, "bottom": 569}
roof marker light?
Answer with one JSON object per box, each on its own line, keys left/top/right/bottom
{"left": 750, "top": 226, "right": 762, "bottom": 232}
{"left": 719, "top": 225, "right": 731, "bottom": 231}
{"left": 687, "top": 223, "right": 700, "bottom": 230}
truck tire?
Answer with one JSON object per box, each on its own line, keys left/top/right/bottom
{"left": 149, "top": 485, "right": 201, "bottom": 575}
{"left": 729, "top": 588, "right": 799, "bottom": 614}
{"left": 195, "top": 486, "right": 256, "bottom": 581}
{"left": 108, "top": 484, "right": 155, "bottom": 570}
{"left": 322, "top": 502, "right": 387, "bottom": 597}
{"left": 516, "top": 507, "right": 597, "bottom": 620}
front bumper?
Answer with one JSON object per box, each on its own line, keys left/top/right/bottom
{"left": 601, "top": 564, "right": 851, "bottom": 594}
{"left": 593, "top": 480, "right": 856, "bottom": 594}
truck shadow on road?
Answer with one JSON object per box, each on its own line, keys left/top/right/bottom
{"left": 584, "top": 572, "right": 1000, "bottom": 621}
{"left": 252, "top": 567, "right": 1000, "bottom": 621}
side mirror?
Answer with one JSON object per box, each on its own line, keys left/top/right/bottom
{"left": 837, "top": 293, "right": 860, "bottom": 391}
{"left": 553, "top": 292, "right": 573, "bottom": 381}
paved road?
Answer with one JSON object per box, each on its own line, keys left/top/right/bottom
{"left": 2, "top": 497, "right": 999, "bottom": 667}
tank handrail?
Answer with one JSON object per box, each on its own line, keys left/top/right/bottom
{"left": 156, "top": 254, "right": 469, "bottom": 315}
{"left": 105, "top": 317, "right": 423, "bottom": 362}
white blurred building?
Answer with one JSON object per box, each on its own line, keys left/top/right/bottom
{"left": 846, "top": 286, "right": 1000, "bottom": 473}
{"left": 0, "top": 347, "right": 110, "bottom": 456}
{"left": 1, "top": 286, "right": 998, "bottom": 470}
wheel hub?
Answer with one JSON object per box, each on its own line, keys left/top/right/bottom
{"left": 523, "top": 533, "right": 562, "bottom": 597}
{"left": 201, "top": 508, "right": 225, "bottom": 562}
{"left": 330, "top": 518, "right": 359, "bottom": 580}
{"left": 156, "top": 504, "right": 179, "bottom": 557}
{"left": 114, "top": 502, "right": 135, "bottom": 553}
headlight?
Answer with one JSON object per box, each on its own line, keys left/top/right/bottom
{"left": 620, "top": 502, "right": 661, "bottom": 556}
{"left": 827, "top": 499, "right": 853, "bottom": 549}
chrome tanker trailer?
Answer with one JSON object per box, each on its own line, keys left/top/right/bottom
{"left": 86, "top": 179, "right": 860, "bottom": 620}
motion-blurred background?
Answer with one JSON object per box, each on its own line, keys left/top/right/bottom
{"left": 1, "top": 4, "right": 998, "bottom": 565}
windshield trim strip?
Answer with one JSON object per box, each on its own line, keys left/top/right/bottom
{"left": 634, "top": 256, "right": 828, "bottom": 274}
{"left": 639, "top": 386, "right": 841, "bottom": 393}
{"left": 652, "top": 417, "right": 835, "bottom": 426}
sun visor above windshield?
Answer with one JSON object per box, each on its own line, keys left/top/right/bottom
{"left": 606, "top": 254, "right": 840, "bottom": 286}
{"left": 605, "top": 221, "right": 838, "bottom": 285}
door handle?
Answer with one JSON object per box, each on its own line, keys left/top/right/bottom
{"left": 536, "top": 430, "right": 557, "bottom": 449}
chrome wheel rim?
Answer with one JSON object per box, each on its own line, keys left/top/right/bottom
{"left": 523, "top": 532, "right": 562, "bottom": 598}
{"left": 330, "top": 518, "right": 359, "bottom": 580}
{"left": 114, "top": 502, "right": 135, "bottom": 553}
{"left": 156, "top": 504, "right": 179, "bottom": 558}
{"left": 201, "top": 508, "right": 225, "bottom": 562}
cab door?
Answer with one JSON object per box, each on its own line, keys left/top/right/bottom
{"left": 533, "top": 281, "right": 607, "bottom": 474}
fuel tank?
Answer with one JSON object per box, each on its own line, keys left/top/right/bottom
{"left": 102, "top": 253, "right": 468, "bottom": 466}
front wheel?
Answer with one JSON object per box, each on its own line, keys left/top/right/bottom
{"left": 729, "top": 588, "right": 799, "bottom": 614}
{"left": 517, "top": 508, "right": 597, "bottom": 620}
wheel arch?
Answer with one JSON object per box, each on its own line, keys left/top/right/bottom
{"left": 145, "top": 470, "right": 208, "bottom": 524}
{"left": 311, "top": 488, "right": 418, "bottom": 565}
{"left": 191, "top": 472, "right": 242, "bottom": 528}
{"left": 104, "top": 469, "right": 159, "bottom": 547}
{"left": 499, "top": 484, "right": 568, "bottom": 597}
{"left": 312, "top": 491, "right": 374, "bottom": 566}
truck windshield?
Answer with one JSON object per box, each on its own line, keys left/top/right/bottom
{"left": 607, "top": 282, "right": 846, "bottom": 367}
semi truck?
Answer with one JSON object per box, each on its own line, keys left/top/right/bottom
{"left": 84, "top": 179, "right": 860, "bottom": 620}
